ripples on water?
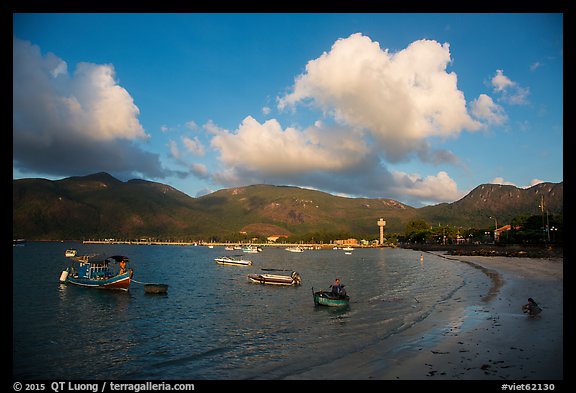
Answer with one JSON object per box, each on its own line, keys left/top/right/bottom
{"left": 13, "top": 243, "right": 487, "bottom": 379}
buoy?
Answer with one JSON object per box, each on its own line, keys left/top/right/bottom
{"left": 59, "top": 269, "right": 69, "bottom": 283}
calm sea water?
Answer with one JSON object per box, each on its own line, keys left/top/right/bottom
{"left": 12, "top": 242, "right": 490, "bottom": 380}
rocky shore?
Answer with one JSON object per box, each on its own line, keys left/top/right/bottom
{"left": 401, "top": 243, "right": 563, "bottom": 258}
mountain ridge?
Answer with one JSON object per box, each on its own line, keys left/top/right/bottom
{"left": 13, "top": 173, "right": 563, "bottom": 240}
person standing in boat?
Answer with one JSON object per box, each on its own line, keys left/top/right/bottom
{"left": 119, "top": 259, "right": 127, "bottom": 274}
{"left": 331, "top": 278, "right": 347, "bottom": 297}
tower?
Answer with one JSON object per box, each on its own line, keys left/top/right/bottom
{"left": 377, "top": 218, "right": 386, "bottom": 245}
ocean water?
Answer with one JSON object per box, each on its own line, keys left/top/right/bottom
{"left": 12, "top": 242, "right": 490, "bottom": 380}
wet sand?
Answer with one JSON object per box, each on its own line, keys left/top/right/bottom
{"left": 284, "top": 253, "right": 563, "bottom": 381}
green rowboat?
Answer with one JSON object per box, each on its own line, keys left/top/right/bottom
{"left": 313, "top": 288, "right": 350, "bottom": 307}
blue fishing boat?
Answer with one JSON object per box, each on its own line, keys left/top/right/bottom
{"left": 59, "top": 255, "right": 133, "bottom": 291}
{"left": 312, "top": 288, "right": 350, "bottom": 307}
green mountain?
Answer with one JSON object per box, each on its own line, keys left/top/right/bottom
{"left": 12, "top": 172, "right": 563, "bottom": 241}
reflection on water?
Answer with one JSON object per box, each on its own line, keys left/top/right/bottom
{"left": 13, "top": 242, "right": 491, "bottom": 379}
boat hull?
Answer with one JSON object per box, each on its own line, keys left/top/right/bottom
{"left": 313, "top": 291, "right": 350, "bottom": 307}
{"left": 66, "top": 271, "right": 131, "bottom": 291}
{"left": 215, "top": 257, "right": 252, "bottom": 266}
{"left": 247, "top": 272, "right": 301, "bottom": 286}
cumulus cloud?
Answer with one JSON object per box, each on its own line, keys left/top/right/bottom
{"left": 13, "top": 37, "right": 167, "bottom": 179}
{"left": 528, "top": 178, "right": 545, "bottom": 187}
{"left": 491, "top": 177, "right": 546, "bottom": 189}
{"left": 211, "top": 116, "right": 369, "bottom": 175}
{"left": 490, "top": 69, "right": 529, "bottom": 105}
{"left": 470, "top": 94, "right": 507, "bottom": 125}
{"left": 278, "top": 33, "right": 482, "bottom": 162}
{"left": 185, "top": 120, "right": 199, "bottom": 131}
{"left": 182, "top": 136, "right": 205, "bottom": 156}
{"left": 391, "top": 171, "right": 464, "bottom": 204}
{"left": 491, "top": 177, "right": 517, "bottom": 186}
{"left": 204, "top": 33, "right": 489, "bottom": 204}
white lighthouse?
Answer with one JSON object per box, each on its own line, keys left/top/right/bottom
{"left": 377, "top": 218, "right": 386, "bottom": 245}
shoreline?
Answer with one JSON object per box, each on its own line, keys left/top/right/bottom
{"left": 284, "top": 252, "right": 563, "bottom": 380}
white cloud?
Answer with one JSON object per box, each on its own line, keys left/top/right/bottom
{"left": 185, "top": 120, "right": 199, "bottom": 131}
{"left": 13, "top": 36, "right": 148, "bottom": 142}
{"left": 168, "top": 140, "right": 180, "bottom": 159}
{"left": 190, "top": 163, "right": 210, "bottom": 179}
{"left": 203, "top": 120, "right": 227, "bottom": 135}
{"left": 278, "top": 33, "right": 482, "bottom": 162}
{"left": 528, "top": 178, "right": 545, "bottom": 187}
{"left": 391, "top": 171, "right": 464, "bottom": 203}
{"left": 470, "top": 94, "right": 507, "bottom": 125}
{"left": 261, "top": 106, "right": 271, "bottom": 115}
{"left": 490, "top": 69, "right": 529, "bottom": 105}
{"left": 491, "top": 177, "right": 516, "bottom": 186}
{"left": 211, "top": 116, "right": 368, "bottom": 175}
{"left": 529, "top": 62, "right": 542, "bottom": 72}
{"left": 491, "top": 69, "right": 515, "bottom": 92}
{"left": 491, "top": 177, "right": 546, "bottom": 189}
{"left": 13, "top": 37, "right": 167, "bottom": 179}
{"left": 182, "top": 136, "right": 205, "bottom": 156}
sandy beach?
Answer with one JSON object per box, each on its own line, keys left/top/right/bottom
{"left": 285, "top": 252, "right": 563, "bottom": 381}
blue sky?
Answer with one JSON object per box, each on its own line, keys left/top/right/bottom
{"left": 13, "top": 13, "right": 563, "bottom": 206}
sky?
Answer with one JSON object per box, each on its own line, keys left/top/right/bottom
{"left": 12, "top": 13, "right": 564, "bottom": 207}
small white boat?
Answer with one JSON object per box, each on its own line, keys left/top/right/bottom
{"left": 285, "top": 246, "right": 304, "bottom": 253}
{"left": 342, "top": 246, "right": 354, "bottom": 251}
{"left": 242, "top": 245, "right": 261, "bottom": 253}
{"left": 214, "top": 256, "right": 253, "bottom": 266}
{"left": 65, "top": 249, "right": 77, "bottom": 257}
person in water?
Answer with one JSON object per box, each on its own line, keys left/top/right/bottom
{"left": 331, "top": 278, "right": 347, "bottom": 297}
{"left": 522, "top": 297, "right": 542, "bottom": 316}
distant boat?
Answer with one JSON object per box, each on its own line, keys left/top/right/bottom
{"left": 247, "top": 271, "right": 301, "bottom": 286}
{"left": 214, "top": 256, "right": 253, "bottom": 266}
{"left": 224, "top": 246, "right": 235, "bottom": 251}
{"left": 242, "top": 245, "right": 261, "bottom": 253}
{"left": 285, "top": 246, "right": 304, "bottom": 253}
{"left": 60, "top": 255, "right": 133, "bottom": 291}
{"left": 312, "top": 288, "right": 350, "bottom": 307}
{"left": 13, "top": 239, "right": 26, "bottom": 246}
{"left": 342, "top": 246, "right": 354, "bottom": 251}
{"left": 65, "top": 249, "right": 77, "bottom": 257}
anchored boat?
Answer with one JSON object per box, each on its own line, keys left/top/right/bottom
{"left": 247, "top": 271, "right": 301, "bottom": 286}
{"left": 59, "top": 255, "right": 133, "bottom": 291}
{"left": 215, "top": 256, "right": 253, "bottom": 266}
{"left": 65, "top": 249, "right": 77, "bottom": 257}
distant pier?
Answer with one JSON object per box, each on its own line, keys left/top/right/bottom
{"left": 82, "top": 239, "right": 391, "bottom": 249}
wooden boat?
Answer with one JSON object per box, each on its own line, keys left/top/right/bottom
{"left": 215, "top": 256, "right": 253, "bottom": 266}
{"left": 143, "top": 283, "right": 169, "bottom": 294}
{"left": 313, "top": 288, "right": 350, "bottom": 307}
{"left": 247, "top": 271, "right": 301, "bottom": 286}
{"left": 59, "top": 255, "right": 132, "bottom": 291}
{"left": 65, "top": 249, "right": 77, "bottom": 257}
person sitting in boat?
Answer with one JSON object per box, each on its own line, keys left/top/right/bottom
{"left": 331, "top": 278, "right": 347, "bottom": 297}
